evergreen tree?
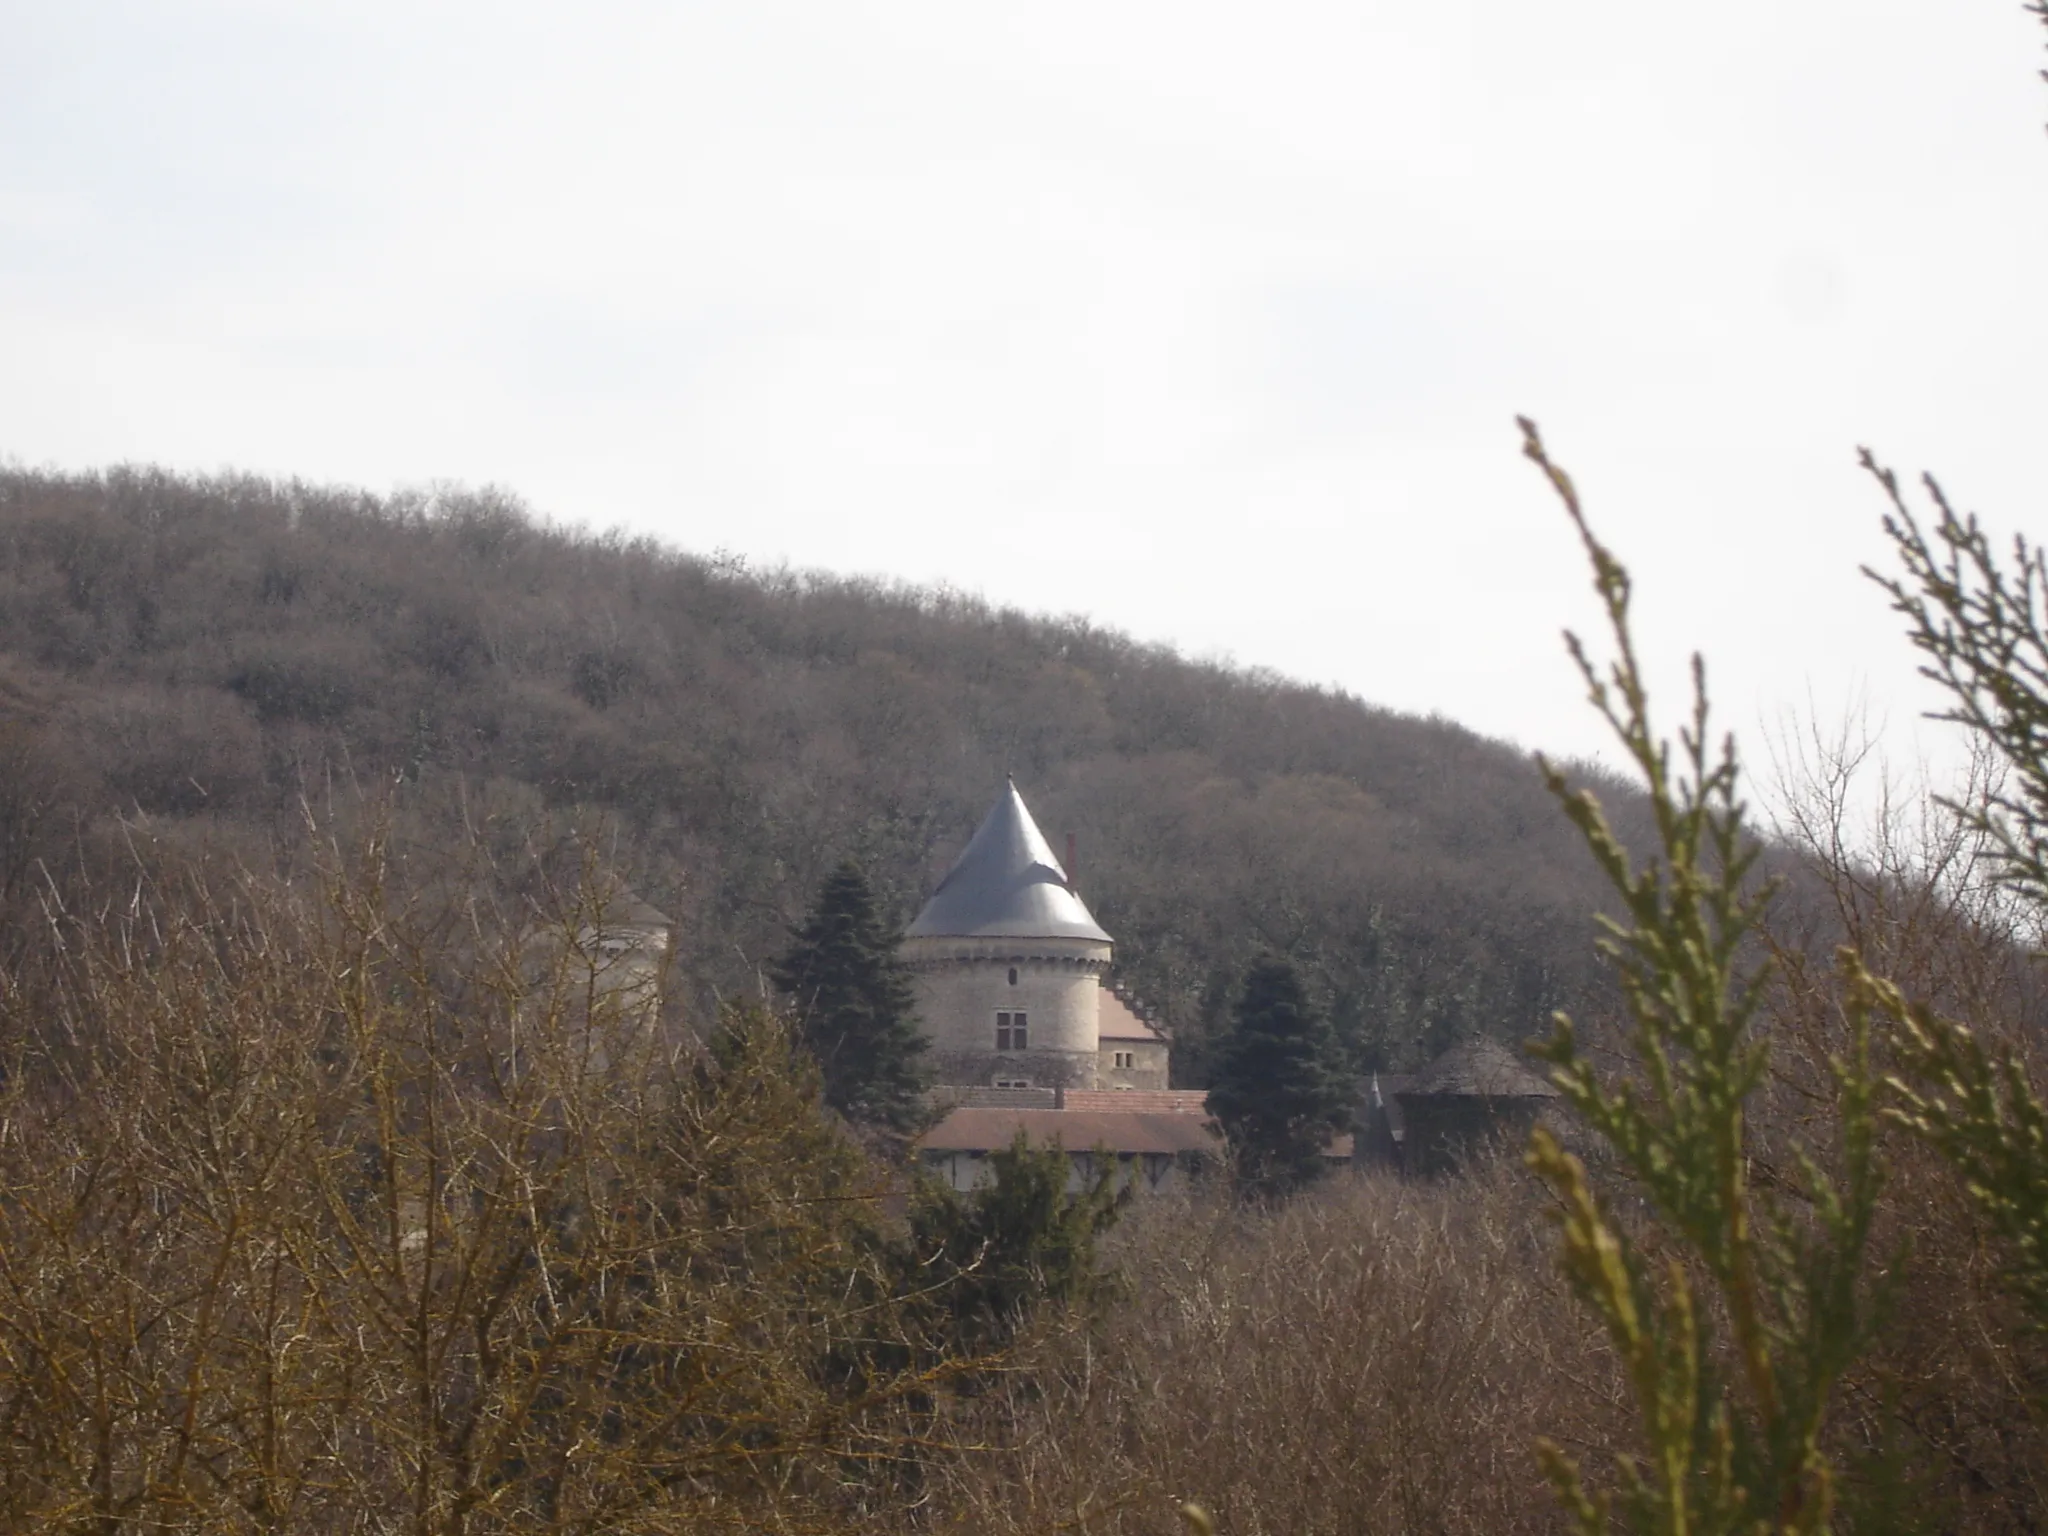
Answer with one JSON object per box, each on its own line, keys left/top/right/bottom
{"left": 908, "top": 1132, "right": 1126, "bottom": 1353}
{"left": 1206, "top": 958, "right": 1351, "bottom": 1195}
{"left": 769, "top": 861, "right": 929, "bottom": 1130}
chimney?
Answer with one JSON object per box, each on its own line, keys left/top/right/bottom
{"left": 1065, "top": 832, "right": 1078, "bottom": 891}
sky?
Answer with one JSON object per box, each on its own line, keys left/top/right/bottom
{"left": 4, "top": 1, "right": 2046, "bottom": 793}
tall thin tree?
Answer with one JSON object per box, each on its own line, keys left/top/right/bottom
{"left": 1206, "top": 958, "right": 1351, "bottom": 1195}
{"left": 770, "top": 861, "right": 930, "bottom": 1131}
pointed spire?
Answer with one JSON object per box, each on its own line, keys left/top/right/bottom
{"left": 907, "top": 781, "right": 1112, "bottom": 942}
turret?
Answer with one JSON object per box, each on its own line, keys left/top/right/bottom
{"left": 902, "top": 779, "right": 1111, "bottom": 1089}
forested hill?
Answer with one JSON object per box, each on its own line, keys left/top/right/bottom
{"left": 0, "top": 464, "right": 1637, "bottom": 1080}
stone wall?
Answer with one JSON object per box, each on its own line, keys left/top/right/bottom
{"left": 1096, "top": 1037, "right": 1170, "bottom": 1090}
{"left": 902, "top": 934, "right": 1108, "bottom": 1089}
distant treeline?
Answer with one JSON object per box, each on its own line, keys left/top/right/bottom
{"left": 0, "top": 463, "right": 1643, "bottom": 1078}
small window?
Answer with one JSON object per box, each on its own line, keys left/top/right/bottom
{"left": 993, "top": 1074, "right": 1033, "bottom": 1090}
{"left": 1113, "top": 1050, "right": 1134, "bottom": 1070}
{"left": 1008, "top": 967, "right": 1018, "bottom": 986}
{"left": 995, "top": 1010, "right": 1028, "bottom": 1051}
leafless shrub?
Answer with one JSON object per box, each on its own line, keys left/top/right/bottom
{"left": 924, "top": 1163, "right": 1623, "bottom": 1536}
{"left": 1763, "top": 716, "right": 2048, "bottom": 1531}
{"left": 0, "top": 461, "right": 1626, "bottom": 1073}
{"left": 0, "top": 823, "right": 956, "bottom": 1534}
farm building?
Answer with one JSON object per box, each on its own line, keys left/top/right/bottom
{"left": 916, "top": 1089, "right": 1219, "bottom": 1194}
{"left": 1375, "top": 1036, "right": 1561, "bottom": 1176}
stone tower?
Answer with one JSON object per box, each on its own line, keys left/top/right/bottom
{"left": 901, "top": 779, "right": 1111, "bottom": 1089}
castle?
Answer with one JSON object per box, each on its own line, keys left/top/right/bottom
{"left": 901, "top": 778, "right": 1168, "bottom": 1092}
{"left": 906, "top": 782, "right": 1537, "bottom": 1191}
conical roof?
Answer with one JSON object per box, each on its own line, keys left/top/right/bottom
{"left": 1400, "top": 1037, "right": 1559, "bottom": 1099}
{"left": 907, "top": 780, "right": 1112, "bottom": 943}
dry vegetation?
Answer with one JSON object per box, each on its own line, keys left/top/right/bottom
{"left": 6, "top": 438, "right": 2048, "bottom": 1530}
{"left": 0, "top": 810, "right": 1631, "bottom": 1535}
{"left": 1762, "top": 735, "right": 2048, "bottom": 1530}
{"left": 0, "top": 463, "right": 1639, "bottom": 1077}
{"left": 21, "top": 780, "right": 2047, "bottom": 1533}
{"left": 0, "top": 835, "right": 974, "bottom": 1533}
{"left": 914, "top": 697, "right": 2048, "bottom": 1536}
{"left": 928, "top": 1167, "right": 1625, "bottom": 1536}
{"left": 0, "top": 784, "right": 2039, "bottom": 1534}
{"left": 0, "top": 460, "right": 1678, "bottom": 1533}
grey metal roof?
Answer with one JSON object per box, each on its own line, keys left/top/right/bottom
{"left": 906, "top": 780, "right": 1112, "bottom": 942}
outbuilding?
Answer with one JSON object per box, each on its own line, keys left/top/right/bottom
{"left": 916, "top": 1102, "right": 1220, "bottom": 1195}
{"left": 1393, "top": 1037, "right": 1561, "bottom": 1176}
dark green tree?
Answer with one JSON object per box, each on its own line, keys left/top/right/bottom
{"left": 1206, "top": 958, "right": 1352, "bottom": 1195}
{"left": 907, "top": 1133, "right": 1126, "bottom": 1353}
{"left": 769, "top": 860, "right": 929, "bottom": 1130}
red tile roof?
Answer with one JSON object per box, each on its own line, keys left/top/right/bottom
{"left": 1059, "top": 1088, "right": 1210, "bottom": 1114}
{"left": 918, "top": 1107, "right": 1221, "bottom": 1158}
{"left": 1098, "top": 990, "right": 1166, "bottom": 1043}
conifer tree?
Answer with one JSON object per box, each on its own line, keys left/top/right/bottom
{"left": 769, "top": 861, "right": 929, "bottom": 1131}
{"left": 1206, "top": 958, "right": 1351, "bottom": 1194}
{"left": 908, "top": 1132, "right": 1126, "bottom": 1353}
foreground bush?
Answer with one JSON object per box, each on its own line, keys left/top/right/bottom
{"left": 0, "top": 840, "right": 954, "bottom": 1534}
{"left": 1499, "top": 409, "right": 2048, "bottom": 1535}
{"left": 925, "top": 1166, "right": 1624, "bottom": 1536}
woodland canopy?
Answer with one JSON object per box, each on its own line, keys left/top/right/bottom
{"left": 0, "top": 462, "right": 1639, "bottom": 1077}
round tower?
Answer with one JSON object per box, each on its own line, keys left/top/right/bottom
{"left": 902, "top": 780, "right": 1110, "bottom": 1090}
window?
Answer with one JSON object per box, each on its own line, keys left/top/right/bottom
{"left": 1113, "top": 1050, "right": 1134, "bottom": 1070}
{"left": 993, "top": 1074, "right": 1033, "bottom": 1090}
{"left": 1007, "top": 967, "right": 1018, "bottom": 986}
{"left": 995, "top": 1010, "right": 1027, "bottom": 1051}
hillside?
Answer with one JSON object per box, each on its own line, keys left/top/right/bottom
{"left": 0, "top": 463, "right": 1638, "bottom": 1079}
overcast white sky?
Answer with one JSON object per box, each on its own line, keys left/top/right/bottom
{"left": 4, "top": 2, "right": 2045, "bottom": 784}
